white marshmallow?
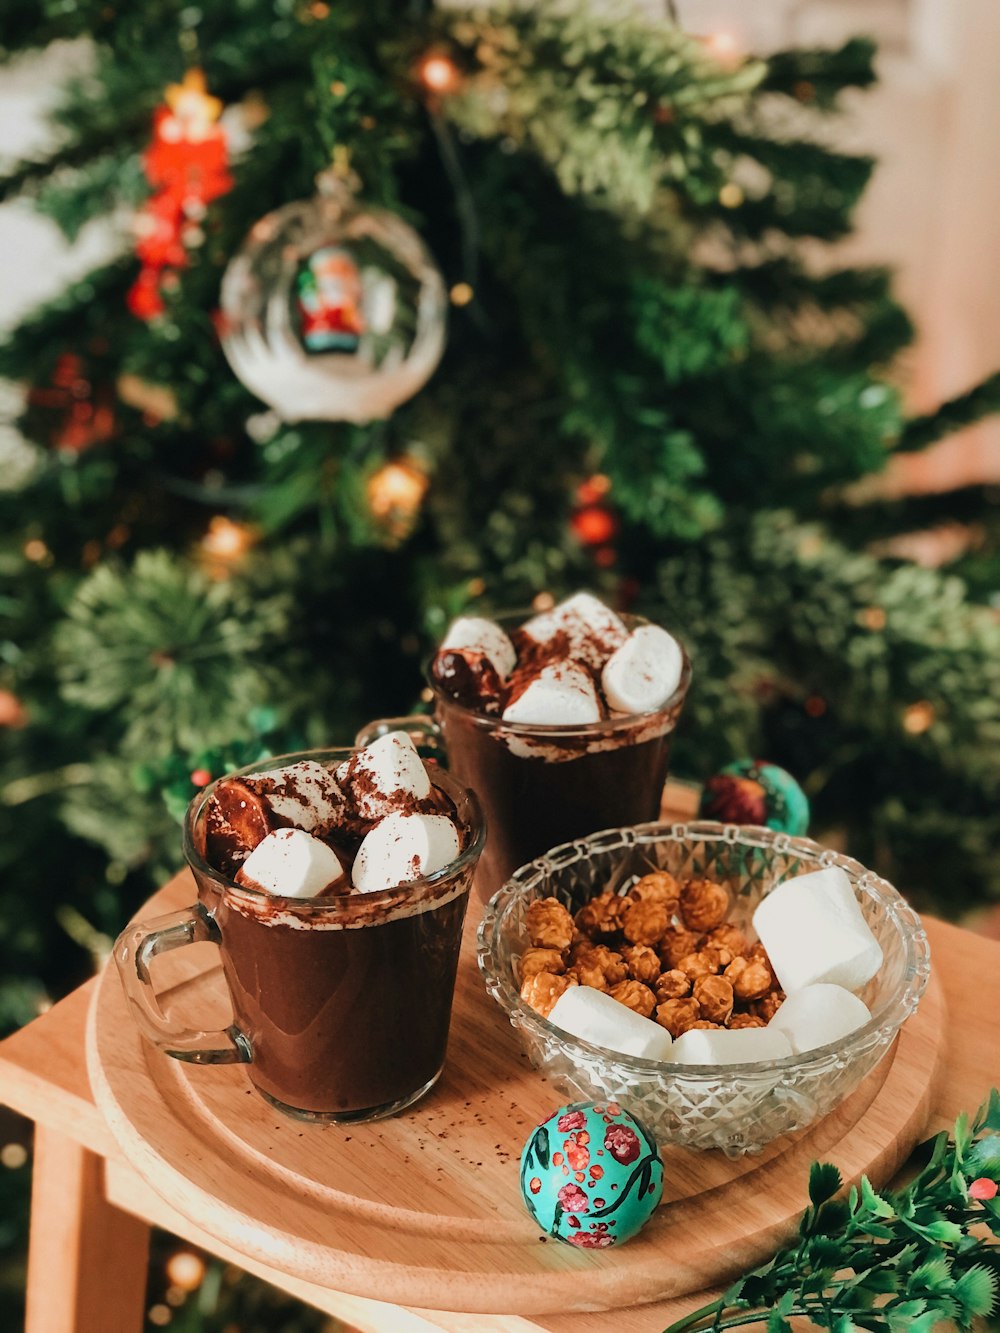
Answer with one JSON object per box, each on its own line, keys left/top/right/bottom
{"left": 669, "top": 1025, "right": 793, "bottom": 1067}
{"left": 601, "top": 625, "right": 684, "bottom": 714}
{"left": 352, "top": 812, "right": 460, "bottom": 893}
{"left": 439, "top": 616, "right": 516, "bottom": 681}
{"left": 345, "top": 732, "right": 432, "bottom": 820}
{"left": 235, "top": 828, "right": 345, "bottom": 898}
{"left": 547, "top": 985, "right": 674, "bottom": 1062}
{"left": 767, "top": 984, "right": 871, "bottom": 1055}
{"left": 752, "top": 866, "right": 884, "bottom": 995}
{"left": 502, "top": 661, "right": 602, "bottom": 725}
{"left": 242, "top": 760, "right": 345, "bottom": 833}
{"left": 520, "top": 592, "right": 628, "bottom": 669}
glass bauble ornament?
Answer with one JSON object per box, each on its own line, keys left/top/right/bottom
{"left": 219, "top": 177, "right": 446, "bottom": 423}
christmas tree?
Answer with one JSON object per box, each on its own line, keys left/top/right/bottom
{"left": 2, "top": 0, "right": 1000, "bottom": 1049}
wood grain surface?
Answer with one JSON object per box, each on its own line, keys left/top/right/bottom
{"left": 86, "top": 868, "right": 946, "bottom": 1317}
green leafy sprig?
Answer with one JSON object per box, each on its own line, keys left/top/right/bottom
{"left": 664, "top": 1091, "right": 1000, "bottom": 1333}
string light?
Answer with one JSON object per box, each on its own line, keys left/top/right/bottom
{"left": 859, "top": 606, "right": 887, "bottom": 631}
{"left": 532, "top": 592, "right": 556, "bottom": 612}
{"left": 419, "top": 54, "right": 460, "bottom": 95}
{"left": 200, "top": 516, "right": 254, "bottom": 562}
{"left": 0, "top": 691, "right": 27, "bottom": 728}
{"left": 23, "top": 539, "right": 50, "bottom": 563}
{"left": 147, "top": 1306, "right": 171, "bottom": 1327}
{"left": 165, "top": 1250, "right": 206, "bottom": 1291}
{"left": 903, "top": 701, "right": 936, "bottom": 735}
{"left": 718, "top": 182, "right": 744, "bottom": 208}
{"left": 1, "top": 1143, "right": 27, "bottom": 1168}
{"left": 367, "top": 459, "right": 429, "bottom": 529}
{"left": 449, "top": 282, "right": 474, "bottom": 306}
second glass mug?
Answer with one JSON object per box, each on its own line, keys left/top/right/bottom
{"left": 114, "top": 748, "right": 485, "bottom": 1123}
{"left": 360, "top": 613, "right": 692, "bottom": 904}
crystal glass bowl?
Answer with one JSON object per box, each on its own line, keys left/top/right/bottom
{"left": 477, "top": 821, "right": 930, "bottom": 1156}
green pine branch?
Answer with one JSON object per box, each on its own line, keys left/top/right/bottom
{"left": 897, "top": 372, "right": 1000, "bottom": 454}
{"left": 663, "top": 1091, "right": 1000, "bottom": 1333}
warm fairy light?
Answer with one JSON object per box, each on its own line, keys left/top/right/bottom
{"left": 859, "top": 606, "right": 887, "bottom": 631}
{"left": 0, "top": 690, "right": 27, "bottom": 729}
{"left": 419, "top": 54, "right": 460, "bottom": 94}
{"left": 532, "top": 591, "right": 556, "bottom": 612}
{"left": 1, "top": 1143, "right": 27, "bottom": 1169}
{"left": 200, "top": 516, "right": 253, "bottom": 561}
{"left": 23, "top": 539, "right": 49, "bottom": 563}
{"left": 330, "top": 80, "right": 347, "bottom": 96}
{"left": 903, "top": 701, "right": 936, "bottom": 735}
{"left": 367, "top": 459, "right": 429, "bottom": 522}
{"left": 467, "top": 576, "right": 486, "bottom": 597}
{"left": 165, "top": 1250, "right": 206, "bottom": 1291}
{"left": 449, "top": 282, "right": 474, "bottom": 307}
{"left": 189, "top": 768, "right": 213, "bottom": 789}
{"left": 718, "top": 182, "right": 744, "bottom": 208}
{"left": 706, "top": 30, "right": 741, "bottom": 62}
{"left": 576, "top": 474, "right": 611, "bottom": 506}
{"left": 147, "top": 1306, "right": 171, "bottom": 1327}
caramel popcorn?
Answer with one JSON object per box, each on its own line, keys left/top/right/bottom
{"left": 728, "top": 1013, "right": 766, "bottom": 1030}
{"left": 724, "top": 956, "right": 773, "bottom": 1001}
{"left": 751, "top": 990, "right": 785, "bottom": 1022}
{"left": 621, "top": 944, "right": 661, "bottom": 985}
{"left": 572, "top": 943, "right": 627, "bottom": 985}
{"left": 676, "top": 950, "right": 721, "bottom": 980}
{"left": 703, "top": 945, "right": 734, "bottom": 972}
{"left": 692, "top": 974, "right": 735, "bottom": 1025}
{"left": 527, "top": 896, "right": 575, "bottom": 951}
{"left": 654, "top": 997, "right": 701, "bottom": 1038}
{"left": 705, "top": 923, "right": 749, "bottom": 956}
{"left": 654, "top": 969, "right": 692, "bottom": 1002}
{"left": 520, "top": 947, "right": 566, "bottom": 980}
{"left": 520, "top": 971, "right": 576, "bottom": 1018}
{"left": 622, "top": 898, "right": 669, "bottom": 947}
{"left": 574, "top": 890, "right": 629, "bottom": 940}
{"left": 679, "top": 878, "right": 730, "bottom": 933}
{"left": 628, "top": 871, "right": 680, "bottom": 912}
{"left": 744, "top": 942, "right": 778, "bottom": 988}
{"left": 659, "top": 926, "right": 700, "bottom": 968}
{"left": 687, "top": 1020, "right": 724, "bottom": 1030}
{"left": 565, "top": 962, "right": 608, "bottom": 993}
{"left": 609, "top": 979, "right": 657, "bottom": 1019}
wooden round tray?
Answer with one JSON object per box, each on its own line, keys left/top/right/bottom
{"left": 87, "top": 876, "right": 946, "bottom": 1316}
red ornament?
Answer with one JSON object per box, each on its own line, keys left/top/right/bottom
{"left": 26, "top": 354, "right": 118, "bottom": 454}
{"left": 969, "top": 1177, "right": 999, "bottom": 1200}
{"left": 129, "top": 70, "right": 232, "bottom": 322}
{"left": 190, "top": 767, "right": 213, "bottom": 788}
{"left": 571, "top": 505, "right": 617, "bottom": 547}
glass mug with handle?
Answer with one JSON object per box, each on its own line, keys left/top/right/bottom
{"left": 360, "top": 611, "right": 691, "bottom": 905}
{"left": 114, "top": 747, "right": 485, "bottom": 1122}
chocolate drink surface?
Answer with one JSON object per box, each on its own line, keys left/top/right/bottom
{"left": 438, "top": 698, "right": 675, "bottom": 901}
{"left": 215, "top": 882, "right": 469, "bottom": 1115}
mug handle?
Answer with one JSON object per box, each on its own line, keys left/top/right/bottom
{"left": 354, "top": 714, "right": 448, "bottom": 765}
{"left": 114, "top": 903, "right": 251, "bottom": 1065}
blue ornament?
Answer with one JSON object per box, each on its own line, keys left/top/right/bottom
{"left": 700, "top": 759, "right": 810, "bottom": 836}
{"left": 519, "top": 1100, "right": 663, "bottom": 1248}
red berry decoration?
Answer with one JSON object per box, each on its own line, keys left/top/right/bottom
{"left": 969, "top": 1177, "right": 999, "bottom": 1200}
{"left": 571, "top": 504, "right": 617, "bottom": 547}
{"left": 190, "top": 767, "right": 213, "bottom": 788}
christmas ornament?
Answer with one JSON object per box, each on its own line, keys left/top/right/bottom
{"left": 128, "top": 70, "right": 232, "bottom": 321}
{"left": 519, "top": 1100, "right": 663, "bottom": 1248}
{"left": 219, "top": 174, "right": 446, "bottom": 422}
{"left": 699, "top": 759, "right": 810, "bottom": 836}
{"left": 26, "top": 353, "right": 117, "bottom": 454}
{"left": 571, "top": 505, "right": 617, "bottom": 547}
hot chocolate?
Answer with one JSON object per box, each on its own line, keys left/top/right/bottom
{"left": 429, "top": 595, "right": 690, "bottom": 900}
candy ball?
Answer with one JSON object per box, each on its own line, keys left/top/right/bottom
{"left": 519, "top": 1101, "right": 663, "bottom": 1248}
{"left": 699, "top": 759, "right": 809, "bottom": 836}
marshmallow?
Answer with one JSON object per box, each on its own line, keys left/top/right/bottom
{"left": 601, "top": 625, "right": 684, "bottom": 714}
{"left": 767, "top": 984, "right": 871, "bottom": 1055}
{"left": 241, "top": 760, "right": 346, "bottom": 833}
{"left": 352, "top": 812, "right": 460, "bottom": 893}
{"left": 520, "top": 593, "right": 628, "bottom": 670}
{"left": 752, "top": 866, "right": 884, "bottom": 995}
{"left": 342, "top": 732, "right": 432, "bottom": 820}
{"left": 669, "top": 1025, "right": 793, "bottom": 1067}
{"left": 439, "top": 616, "right": 517, "bottom": 681}
{"left": 547, "top": 985, "right": 674, "bottom": 1062}
{"left": 235, "top": 828, "right": 345, "bottom": 898}
{"left": 502, "top": 661, "right": 602, "bottom": 725}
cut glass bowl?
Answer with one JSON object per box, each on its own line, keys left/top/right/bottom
{"left": 477, "top": 821, "right": 930, "bottom": 1156}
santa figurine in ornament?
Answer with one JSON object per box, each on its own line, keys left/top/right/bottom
{"left": 295, "top": 247, "right": 365, "bottom": 354}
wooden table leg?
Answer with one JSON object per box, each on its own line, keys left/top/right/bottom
{"left": 26, "top": 1124, "right": 151, "bottom": 1333}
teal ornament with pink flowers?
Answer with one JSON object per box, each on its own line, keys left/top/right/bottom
{"left": 519, "top": 1100, "right": 663, "bottom": 1248}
